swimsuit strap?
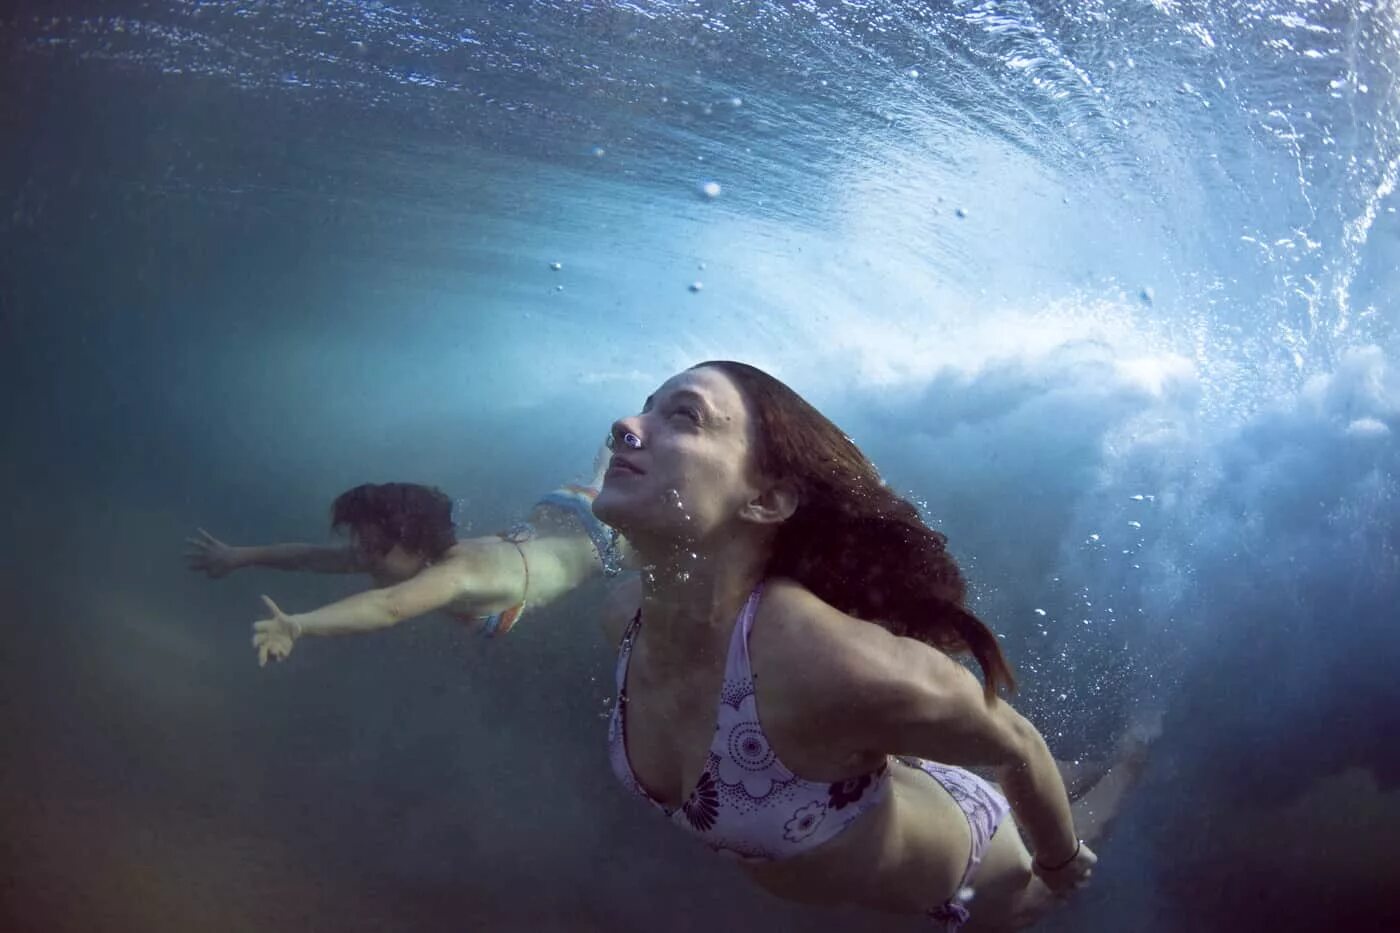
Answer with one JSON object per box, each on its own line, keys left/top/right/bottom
{"left": 739, "top": 583, "right": 765, "bottom": 638}
{"left": 510, "top": 537, "right": 530, "bottom": 605}
{"left": 613, "top": 609, "right": 642, "bottom": 693}
{"left": 476, "top": 532, "right": 532, "bottom": 638}
{"left": 728, "top": 582, "right": 766, "bottom": 677}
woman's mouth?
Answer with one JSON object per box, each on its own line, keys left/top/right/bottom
{"left": 606, "top": 455, "right": 643, "bottom": 478}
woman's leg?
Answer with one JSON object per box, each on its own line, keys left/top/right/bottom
{"left": 1068, "top": 707, "right": 1162, "bottom": 845}
{"left": 1056, "top": 756, "right": 1108, "bottom": 802}
{"left": 961, "top": 710, "right": 1162, "bottom": 929}
{"left": 1056, "top": 707, "right": 1163, "bottom": 804}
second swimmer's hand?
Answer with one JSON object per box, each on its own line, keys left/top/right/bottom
{"left": 185, "top": 528, "right": 239, "bottom": 578}
{"left": 252, "top": 595, "right": 300, "bottom": 667}
{"left": 1032, "top": 842, "right": 1097, "bottom": 896}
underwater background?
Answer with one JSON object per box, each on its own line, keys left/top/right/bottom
{"left": 2, "top": 1, "right": 1398, "bottom": 930}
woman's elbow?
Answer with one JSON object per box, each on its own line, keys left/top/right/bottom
{"left": 998, "top": 709, "right": 1048, "bottom": 773}
{"left": 380, "top": 590, "right": 416, "bottom": 627}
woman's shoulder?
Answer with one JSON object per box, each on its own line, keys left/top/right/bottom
{"left": 758, "top": 577, "right": 843, "bottom": 630}
{"left": 756, "top": 578, "right": 857, "bottom": 657}
{"left": 756, "top": 577, "right": 906, "bottom": 682}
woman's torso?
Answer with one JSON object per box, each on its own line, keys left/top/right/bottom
{"left": 606, "top": 577, "right": 975, "bottom": 912}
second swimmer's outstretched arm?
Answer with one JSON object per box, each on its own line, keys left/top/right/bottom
{"left": 253, "top": 540, "right": 525, "bottom": 665}
{"left": 186, "top": 527, "right": 363, "bottom": 578}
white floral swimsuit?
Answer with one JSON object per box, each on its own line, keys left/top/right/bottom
{"left": 606, "top": 583, "right": 892, "bottom": 863}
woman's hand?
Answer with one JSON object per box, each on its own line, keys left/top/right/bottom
{"left": 252, "top": 595, "right": 301, "bottom": 666}
{"left": 1032, "top": 841, "right": 1097, "bottom": 895}
{"left": 185, "top": 528, "right": 240, "bottom": 578}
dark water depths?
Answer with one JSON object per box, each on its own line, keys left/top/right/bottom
{"left": 2, "top": 2, "right": 1398, "bottom": 931}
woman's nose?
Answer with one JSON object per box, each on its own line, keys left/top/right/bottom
{"left": 609, "top": 415, "right": 644, "bottom": 450}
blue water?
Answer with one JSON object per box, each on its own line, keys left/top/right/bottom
{"left": 2, "top": 2, "right": 1397, "bottom": 931}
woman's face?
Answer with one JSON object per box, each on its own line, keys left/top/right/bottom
{"left": 375, "top": 544, "right": 426, "bottom": 581}
{"left": 592, "top": 366, "right": 762, "bottom": 544}
{"left": 352, "top": 528, "right": 426, "bottom": 581}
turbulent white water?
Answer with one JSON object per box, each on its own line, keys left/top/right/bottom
{"left": 4, "top": 2, "right": 1398, "bottom": 931}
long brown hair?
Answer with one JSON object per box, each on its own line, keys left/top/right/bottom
{"left": 698, "top": 361, "right": 1016, "bottom": 699}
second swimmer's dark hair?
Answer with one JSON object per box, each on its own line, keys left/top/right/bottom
{"left": 330, "top": 483, "right": 457, "bottom": 561}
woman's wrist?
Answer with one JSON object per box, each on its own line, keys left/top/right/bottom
{"left": 287, "top": 614, "right": 306, "bottom": 639}
{"left": 1034, "top": 839, "right": 1082, "bottom": 872}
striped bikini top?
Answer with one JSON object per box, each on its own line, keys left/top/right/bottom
{"left": 607, "top": 584, "right": 891, "bottom": 863}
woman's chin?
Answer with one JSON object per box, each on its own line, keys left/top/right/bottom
{"left": 591, "top": 489, "right": 635, "bottom": 532}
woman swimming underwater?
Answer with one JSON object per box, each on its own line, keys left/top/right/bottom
{"left": 588, "top": 361, "right": 1143, "bottom": 929}
{"left": 186, "top": 462, "right": 616, "bottom": 661}
{"left": 220, "top": 364, "right": 1146, "bottom": 929}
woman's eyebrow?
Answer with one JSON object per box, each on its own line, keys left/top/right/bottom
{"left": 643, "top": 387, "right": 715, "bottom": 414}
{"left": 673, "top": 390, "right": 714, "bottom": 413}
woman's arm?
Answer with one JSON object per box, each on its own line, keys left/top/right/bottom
{"left": 237, "top": 543, "right": 364, "bottom": 573}
{"left": 252, "top": 539, "right": 525, "bottom": 665}
{"left": 768, "top": 584, "right": 1079, "bottom": 867}
{"left": 186, "top": 528, "right": 363, "bottom": 577}
{"left": 885, "top": 649, "right": 1076, "bottom": 866}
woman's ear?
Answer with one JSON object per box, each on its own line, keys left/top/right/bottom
{"left": 740, "top": 481, "right": 799, "bottom": 525}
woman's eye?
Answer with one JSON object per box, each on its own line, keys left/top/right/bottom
{"left": 672, "top": 408, "right": 701, "bottom": 423}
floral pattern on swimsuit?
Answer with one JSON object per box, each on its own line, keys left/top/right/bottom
{"left": 607, "top": 584, "right": 893, "bottom": 863}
